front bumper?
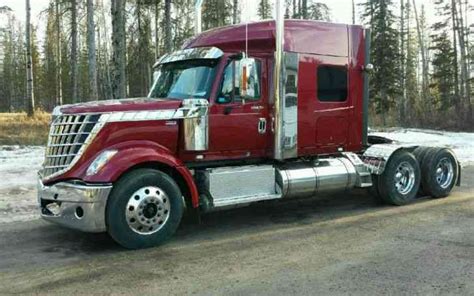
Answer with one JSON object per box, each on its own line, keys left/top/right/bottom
{"left": 38, "top": 178, "right": 112, "bottom": 233}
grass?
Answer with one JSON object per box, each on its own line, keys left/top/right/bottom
{"left": 0, "top": 112, "right": 51, "bottom": 145}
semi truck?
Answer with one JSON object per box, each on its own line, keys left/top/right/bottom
{"left": 37, "top": 19, "right": 460, "bottom": 249}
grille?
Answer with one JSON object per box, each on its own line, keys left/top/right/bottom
{"left": 41, "top": 114, "right": 101, "bottom": 179}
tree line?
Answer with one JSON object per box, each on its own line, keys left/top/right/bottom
{"left": 0, "top": 0, "right": 472, "bottom": 130}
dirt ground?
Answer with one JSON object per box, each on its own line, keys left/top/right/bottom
{"left": 0, "top": 167, "right": 473, "bottom": 295}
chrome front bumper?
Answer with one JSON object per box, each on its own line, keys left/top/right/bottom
{"left": 38, "top": 178, "right": 112, "bottom": 233}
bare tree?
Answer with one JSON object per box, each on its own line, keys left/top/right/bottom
{"left": 25, "top": 0, "right": 35, "bottom": 116}
{"left": 233, "top": 0, "right": 238, "bottom": 24}
{"left": 302, "top": 0, "right": 307, "bottom": 19}
{"left": 451, "top": 0, "right": 461, "bottom": 116}
{"left": 352, "top": 0, "right": 356, "bottom": 24}
{"left": 111, "top": 0, "right": 127, "bottom": 99}
{"left": 71, "top": 0, "right": 78, "bottom": 103}
{"left": 399, "top": 0, "right": 406, "bottom": 125}
{"left": 412, "top": 0, "right": 429, "bottom": 109}
{"left": 454, "top": 0, "right": 471, "bottom": 123}
{"left": 154, "top": 0, "right": 161, "bottom": 60}
{"left": 164, "top": 0, "right": 172, "bottom": 53}
{"left": 55, "top": 0, "right": 63, "bottom": 105}
{"left": 87, "top": 0, "right": 99, "bottom": 101}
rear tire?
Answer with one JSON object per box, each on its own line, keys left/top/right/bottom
{"left": 420, "top": 147, "right": 458, "bottom": 198}
{"left": 378, "top": 150, "right": 421, "bottom": 206}
{"left": 412, "top": 146, "right": 433, "bottom": 196}
{"left": 368, "top": 174, "right": 383, "bottom": 204}
{"left": 106, "top": 168, "right": 184, "bottom": 249}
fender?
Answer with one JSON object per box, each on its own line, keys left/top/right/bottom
{"left": 82, "top": 140, "right": 200, "bottom": 208}
{"left": 361, "top": 143, "right": 417, "bottom": 175}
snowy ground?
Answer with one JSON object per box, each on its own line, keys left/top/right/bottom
{"left": 0, "top": 145, "right": 44, "bottom": 223}
{"left": 371, "top": 128, "right": 474, "bottom": 167}
{"left": 0, "top": 128, "right": 473, "bottom": 224}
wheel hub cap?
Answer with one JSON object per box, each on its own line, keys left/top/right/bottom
{"left": 394, "top": 161, "right": 416, "bottom": 195}
{"left": 125, "top": 186, "right": 171, "bottom": 235}
{"left": 435, "top": 157, "right": 454, "bottom": 189}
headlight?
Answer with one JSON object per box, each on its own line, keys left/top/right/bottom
{"left": 86, "top": 150, "right": 118, "bottom": 176}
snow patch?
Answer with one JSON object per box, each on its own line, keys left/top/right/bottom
{"left": 370, "top": 128, "right": 474, "bottom": 167}
{"left": 0, "top": 146, "right": 44, "bottom": 223}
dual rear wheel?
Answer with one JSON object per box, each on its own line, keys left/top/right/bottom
{"left": 371, "top": 147, "right": 458, "bottom": 206}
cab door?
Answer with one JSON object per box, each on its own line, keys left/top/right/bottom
{"left": 206, "top": 57, "right": 269, "bottom": 160}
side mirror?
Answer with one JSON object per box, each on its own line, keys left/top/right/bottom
{"left": 239, "top": 58, "right": 255, "bottom": 98}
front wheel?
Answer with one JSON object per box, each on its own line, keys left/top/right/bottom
{"left": 379, "top": 150, "right": 421, "bottom": 206}
{"left": 106, "top": 168, "right": 184, "bottom": 249}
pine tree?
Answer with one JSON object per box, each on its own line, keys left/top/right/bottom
{"left": 307, "top": 2, "right": 330, "bottom": 21}
{"left": 361, "top": 0, "right": 400, "bottom": 123}
{"left": 26, "top": 0, "right": 35, "bottom": 116}
{"left": 258, "top": 0, "right": 272, "bottom": 20}
{"left": 430, "top": 0, "right": 456, "bottom": 111}
{"left": 202, "top": 0, "right": 232, "bottom": 30}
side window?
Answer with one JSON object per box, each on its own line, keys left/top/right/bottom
{"left": 317, "top": 65, "right": 348, "bottom": 102}
{"left": 218, "top": 58, "right": 261, "bottom": 103}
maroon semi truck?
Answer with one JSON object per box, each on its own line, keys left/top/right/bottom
{"left": 38, "top": 20, "right": 460, "bottom": 249}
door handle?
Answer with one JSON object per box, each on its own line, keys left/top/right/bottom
{"left": 223, "top": 106, "right": 233, "bottom": 115}
{"left": 251, "top": 105, "right": 264, "bottom": 111}
{"left": 258, "top": 118, "right": 267, "bottom": 134}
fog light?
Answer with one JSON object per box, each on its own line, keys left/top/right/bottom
{"left": 75, "top": 206, "right": 84, "bottom": 218}
{"left": 46, "top": 202, "right": 61, "bottom": 215}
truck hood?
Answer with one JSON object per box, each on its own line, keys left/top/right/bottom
{"left": 58, "top": 98, "right": 183, "bottom": 114}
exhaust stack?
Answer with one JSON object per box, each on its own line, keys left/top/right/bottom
{"left": 195, "top": 0, "right": 204, "bottom": 34}
{"left": 273, "top": 0, "right": 285, "bottom": 160}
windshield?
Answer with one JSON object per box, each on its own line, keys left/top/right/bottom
{"left": 148, "top": 59, "right": 218, "bottom": 100}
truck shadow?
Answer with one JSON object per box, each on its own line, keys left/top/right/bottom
{"left": 40, "top": 189, "right": 384, "bottom": 255}
{"left": 49, "top": 189, "right": 431, "bottom": 254}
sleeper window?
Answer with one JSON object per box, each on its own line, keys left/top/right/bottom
{"left": 317, "top": 65, "right": 348, "bottom": 102}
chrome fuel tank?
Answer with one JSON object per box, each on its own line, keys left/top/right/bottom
{"left": 276, "top": 158, "right": 357, "bottom": 198}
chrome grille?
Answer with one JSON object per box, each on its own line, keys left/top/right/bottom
{"left": 41, "top": 114, "right": 101, "bottom": 180}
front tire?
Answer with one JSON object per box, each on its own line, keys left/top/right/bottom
{"left": 106, "top": 168, "right": 184, "bottom": 249}
{"left": 379, "top": 150, "right": 421, "bottom": 206}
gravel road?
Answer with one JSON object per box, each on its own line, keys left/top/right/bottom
{"left": 0, "top": 167, "right": 473, "bottom": 295}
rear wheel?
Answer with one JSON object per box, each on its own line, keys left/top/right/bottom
{"left": 420, "top": 148, "right": 458, "bottom": 198}
{"left": 379, "top": 150, "right": 421, "bottom": 206}
{"left": 412, "top": 146, "right": 433, "bottom": 195}
{"left": 106, "top": 168, "right": 184, "bottom": 249}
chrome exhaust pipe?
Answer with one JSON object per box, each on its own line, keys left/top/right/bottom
{"left": 273, "top": 0, "right": 285, "bottom": 160}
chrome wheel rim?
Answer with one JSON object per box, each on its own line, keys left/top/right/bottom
{"left": 394, "top": 161, "right": 416, "bottom": 195}
{"left": 125, "top": 186, "right": 171, "bottom": 235}
{"left": 435, "top": 157, "right": 454, "bottom": 189}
